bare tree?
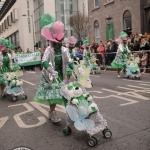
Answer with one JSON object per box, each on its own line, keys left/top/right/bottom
{"left": 70, "top": 13, "right": 89, "bottom": 41}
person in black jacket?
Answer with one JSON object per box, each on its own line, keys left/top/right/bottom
{"left": 110, "top": 39, "right": 118, "bottom": 63}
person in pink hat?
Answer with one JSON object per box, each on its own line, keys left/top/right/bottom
{"left": 34, "top": 15, "right": 74, "bottom": 123}
{"left": 64, "top": 36, "right": 77, "bottom": 83}
{"left": 0, "top": 38, "right": 12, "bottom": 97}
{"left": 111, "top": 34, "right": 131, "bottom": 77}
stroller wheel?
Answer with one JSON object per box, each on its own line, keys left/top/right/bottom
{"left": 62, "top": 127, "right": 72, "bottom": 136}
{"left": 22, "top": 95, "right": 28, "bottom": 100}
{"left": 102, "top": 129, "right": 112, "bottom": 139}
{"left": 12, "top": 96, "right": 17, "bottom": 102}
{"left": 88, "top": 137, "right": 97, "bottom": 147}
{"left": 1, "top": 93, "right": 6, "bottom": 98}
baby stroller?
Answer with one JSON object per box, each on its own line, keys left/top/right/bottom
{"left": 89, "top": 56, "right": 101, "bottom": 74}
{"left": 125, "top": 59, "right": 141, "bottom": 80}
{"left": 60, "top": 82, "right": 112, "bottom": 147}
{"left": 2, "top": 72, "right": 27, "bottom": 102}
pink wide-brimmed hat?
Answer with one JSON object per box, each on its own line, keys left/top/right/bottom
{"left": 0, "top": 45, "right": 6, "bottom": 52}
{"left": 41, "top": 21, "right": 65, "bottom": 42}
{"left": 0, "top": 38, "right": 8, "bottom": 52}
{"left": 116, "top": 34, "right": 127, "bottom": 44}
{"left": 64, "top": 36, "right": 77, "bottom": 47}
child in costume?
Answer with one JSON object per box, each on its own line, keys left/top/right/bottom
{"left": 8, "top": 44, "right": 21, "bottom": 72}
{"left": 140, "top": 52, "right": 148, "bottom": 74}
{"left": 64, "top": 36, "right": 77, "bottom": 83}
{"left": 34, "top": 14, "right": 74, "bottom": 123}
{"left": 111, "top": 34, "right": 131, "bottom": 77}
{"left": 0, "top": 38, "right": 12, "bottom": 97}
{"left": 125, "top": 56, "right": 141, "bottom": 79}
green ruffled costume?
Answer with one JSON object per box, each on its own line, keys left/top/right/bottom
{"left": 0, "top": 53, "right": 11, "bottom": 86}
{"left": 111, "top": 45, "right": 131, "bottom": 69}
{"left": 34, "top": 48, "right": 66, "bottom": 105}
{"left": 66, "top": 48, "right": 74, "bottom": 76}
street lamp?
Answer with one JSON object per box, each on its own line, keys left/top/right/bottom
{"left": 22, "top": 14, "right": 35, "bottom": 51}
{"left": 105, "top": 15, "right": 112, "bottom": 40}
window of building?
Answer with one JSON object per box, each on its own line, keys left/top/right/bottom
{"left": 7, "top": 31, "right": 19, "bottom": 47}
{"left": 94, "top": 20, "right": 100, "bottom": 43}
{"left": 105, "top": 0, "right": 114, "bottom": 3}
{"left": 94, "top": 0, "right": 99, "bottom": 7}
{"left": 123, "top": 10, "right": 132, "bottom": 30}
{"left": 33, "top": 0, "right": 44, "bottom": 46}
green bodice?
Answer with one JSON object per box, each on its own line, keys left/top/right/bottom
{"left": 54, "top": 48, "right": 63, "bottom": 81}
{"left": 69, "top": 49, "right": 73, "bottom": 58}
{"left": 0, "top": 53, "right": 10, "bottom": 73}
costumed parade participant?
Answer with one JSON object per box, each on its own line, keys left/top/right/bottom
{"left": 111, "top": 33, "right": 131, "bottom": 77}
{"left": 64, "top": 36, "right": 77, "bottom": 83}
{"left": 34, "top": 14, "right": 74, "bottom": 122}
{"left": 0, "top": 38, "right": 12, "bottom": 97}
{"left": 8, "top": 44, "right": 21, "bottom": 72}
{"left": 82, "top": 41, "right": 100, "bottom": 74}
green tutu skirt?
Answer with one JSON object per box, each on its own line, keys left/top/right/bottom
{"left": 66, "top": 65, "right": 72, "bottom": 75}
{"left": 34, "top": 75, "right": 65, "bottom": 105}
{"left": 0, "top": 74, "right": 6, "bottom": 86}
{"left": 111, "top": 55, "right": 127, "bottom": 69}
{"left": 11, "top": 63, "right": 21, "bottom": 71}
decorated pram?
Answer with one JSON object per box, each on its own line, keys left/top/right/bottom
{"left": 89, "top": 56, "right": 101, "bottom": 74}
{"left": 60, "top": 63, "right": 112, "bottom": 147}
{"left": 83, "top": 54, "right": 101, "bottom": 75}
{"left": 125, "top": 57, "right": 141, "bottom": 80}
{"left": 2, "top": 72, "right": 27, "bottom": 101}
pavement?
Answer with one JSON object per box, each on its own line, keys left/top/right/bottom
{"left": 0, "top": 70, "right": 150, "bottom": 150}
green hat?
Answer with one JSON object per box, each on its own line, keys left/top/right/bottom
{"left": 120, "top": 31, "right": 128, "bottom": 37}
{"left": 40, "top": 14, "right": 56, "bottom": 28}
{"left": 0, "top": 38, "right": 9, "bottom": 47}
{"left": 8, "top": 44, "right": 15, "bottom": 50}
{"left": 83, "top": 39, "right": 89, "bottom": 45}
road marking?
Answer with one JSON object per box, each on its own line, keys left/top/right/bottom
{"left": 101, "top": 88, "right": 149, "bottom": 105}
{"left": 21, "top": 79, "right": 36, "bottom": 86}
{"left": 113, "top": 95, "right": 138, "bottom": 106}
{"left": 90, "top": 75, "right": 100, "bottom": 78}
{"left": 97, "top": 89, "right": 139, "bottom": 105}
{"left": 27, "top": 71, "right": 36, "bottom": 73}
{"left": 117, "top": 86, "right": 135, "bottom": 91}
{"left": 122, "top": 79, "right": 150, "bottom": 84}
{"left": 0, "top": 117, "right": 9, "bottom": 129}
{"left": 30, "top": 102, "right": 66, "bottom": 116}
{"left": 102, "top": 88, "right": 121, "bottom": 94}
{"left": 127, "top": 85, "right": 150, "bottom": 90}
{"left": 139, "top": 83, "right": 150, "bottom": 87}
{"left": 88, "top": 91, "right": 103, "bottom": 94}
{"left": 9, "top": 103, "right": 47, "bottom": 128}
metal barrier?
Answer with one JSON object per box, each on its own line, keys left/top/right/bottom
{"left": 76, "top": 50, "right": 150, "bottom": 72}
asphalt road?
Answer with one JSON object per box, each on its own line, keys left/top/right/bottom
{"left": 0, "top": 70, "right": 150, "bottom": 150}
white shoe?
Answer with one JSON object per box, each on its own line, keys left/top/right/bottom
{"left": 117, "top": 75, "right": 121, "bottom": 78}
{"left": 49, "top": 111, "right": 61, "bottom": 123}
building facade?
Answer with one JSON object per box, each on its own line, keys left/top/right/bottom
{"left": 0, "top": 0, "right": 34, "bottom": 51}
{"left": 0, "top": 0, "right": 88, "bottom": 51}
{"left": 88, "top": 0, "right": 150, "bottom": 43}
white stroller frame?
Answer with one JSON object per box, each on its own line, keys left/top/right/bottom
{"left": 89, "top": 56, "right": 101, "bottom": 75}
{"left": 2, "top": 73, "right": 27, "bottom": 102}
{"left": 125, "top": 60, "right": 141, "bottom": 80}
{"left": 60, "top": 83, "right": 112, "bottom": 147}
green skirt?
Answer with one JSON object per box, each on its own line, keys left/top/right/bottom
{"left": 34, "top": 75, "right": 65, "bottom": 105}
{"left": 0, "top": 74, "right": 6, "bottom": 86}
{"left": 66, "top": 65, "right": 72, "bottom": 75}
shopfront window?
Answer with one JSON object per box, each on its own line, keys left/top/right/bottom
{"left": 123, "top": 10, "right": 132, "bottom": 30}
{"left": 94, "top": 20, "right": 100, "bottom": 43}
